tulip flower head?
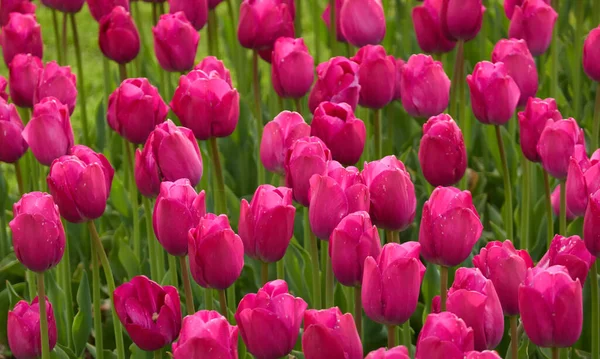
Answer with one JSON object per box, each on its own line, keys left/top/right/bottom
{"left": 0, "top": 99, "right": 28, "bottom": 163}
{"left": 536, "top": 235, "right": 595, "bottom": 284}
{"left": 585, "top": 189, "right": 600, "bottom": 257}
{"left": 537, "top": 117, "right": 584, "bottom": 179}
{"left": 0, "top": 0, "right": 36, "bottom": 27}
{"left": 153, "top": 12, "right": 199, "bottom": 72}
{"left": 518, "top": 97, "right": 562, "bottom": 162}
{"left": 172, "top": 310, "right": 238, "bottom": 359}
{"left": 260, "top": 111, "right": 311, "bottom": 174}
{"left": 400, "top": 54, "right": 450, "bottom": 118}
{"left": 308, "top": 56, "right": 360, "bottom": 113}
{"left": 412, "top": 0, "right": 456, "bottom": 54}
{"left": 87, "top": 0, "right": 129, "bottom": 22}
{"left": 508, "top": 0, "right": 557, "bottom": 56}
{"left": 302, "top": 307, "right": 363, "bottom": 359}
{"left": 8, "top": 53, "right": 43, "bottom": 108}
{"left": 504, "top": 0, "right": 550, "bottom": 19}
{"left": 0, "top": 12, "right": 43, "bottom": 65}
{"left": 491, "top": 38, "right": 538, "bottom": 108}
{"left": 271, "top": 37, "right": 314, "bottom": 98}
{"left": 415, "top": 312, "right": 475, "bottom": 359}
{"left": 351, "top": 45, "right": 396, "bottom": 109}
{"left": 8, "top": 297, "right": 57, "bottom": 358}
{"left": 322, "top": 0, "right": 345, "bottom": 42}
{"left": 584, "top": 25, "right": 600, "bottom": 82}
{"left": 440, "top": 0, "right": 485, "bottom": 42}
{"left": 365, "top": 346, "right": 411, "bottom": 359}
{"left": 99, "top": 6, "right": 140, "bottom": 64}
{"left": 466, "top": 351, "right": 503, "bottom": 359}
{"left": 237, "top": 0, "right": 295, "bottom": 51}
{"left": 285, "top": 136, "right": 332, "bottom": 206}
{"left": 194, "top": 56, "right": 233, "bottom": 86}
{"left": 34, "top": 61, "right": 77, "bottom": 115}
{"left": 169, "top": 0, "right": 209, "bottom": 31}
{"left": 339, "top": 0, "right": 386, "bottom": 47}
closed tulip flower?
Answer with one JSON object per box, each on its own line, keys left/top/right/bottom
{"left": 9, "top": 192, "right": 65, "bottom": 272}
{"left": 0, "top": 0, "right": 36, "bottom": 26}
{"left": 519, "top": 265, "right": 583, "bottom": 348}
{"left": 87, "top": 0, "right": 129, "bottom": 22}
{"left": 508, "top": 0, "right": 557, "bottom": 56}
{"left": 560, "top": 154, "right": 600, "bottom": 217}
{"left": 171, "top": 70, "right": 240, "bottom": 140}
{"left": 239, "top": 185, "right": 295, "bottom": 262}
{"left": 308, "top": 56, "right": 360, "bottom": 113}
{"left": 393, "top": 58, "right": 404, "bottom": 101}
{"left": 172, "top": 310, "right": 238, "bottom": 359}
{"left": 235, "top": 280, "right": 307, "bottom": 359}
{"left": 153, "top": 12, "right": 199, "bottom": 72}
{"left": 362, "top": 242, "right": 425, "bottom": 325}
{"left": 537, "top": 117, "right": 584, "bottom": 179}
{"left": 8, "top": 53, "right": 43, "bottom": 108}
{"left": 260, "top": 111, "right": 310, "bottom": 174}
{"left": 8, "top": 298, "right": 57, "bottom": 359}
{"left": 537, "top": 235, "right": 594, "bottom": 284}
{"left": 0, "top": 100, "right": 28, "bottom": 163}
{"left": 135, "top": 120, "right": 203, "bottom": 197}
{"left": 41, "top": 0, "right": 84, "bottom": 13}
{"left": 194, "top": 56, "right": 232, "bottom": 86}
{"left": 271, "top": 37, "right": 314, "bottom": 98}
{"left": 153, "top": 179, "right": 206, "bottom": 256}
{"left": 585, "top": 189, "right": 600, "bottom": 256}
{"left": 584, "top": 26, "right": 600, "bottom": 82}
{"left": 412, "top": 0, "right": 456, "bottom": 54}
{"left": 23, "top": 97, "right": 74, "bottom": 166}
{"left": 518, "top": 97, "right": 561, "bottom": 162}
{"left": 0, "top": 12, "right": 43, "bottom": 65}
{"left": 440, "top": 0, "right": 484, "bottom": 41}
{"left": 322, "top": 0, "right": 345, "bottom": 42}
{"left": 34, "top": 61, "right": 77, "bottom": 115}
{"left": 491, "top": 39, "right": 538, "bottom": 107}
{"left": 365, "top": 346, "right": 410, "bottom": 359}
{"left": 107, "top": 78, "right": 168, "bottom": 144}
{"left": 401, "top": 54, "right": 450, "bottom": 118}
{"left": 351, "top": 45, "right": 395, "bottom": 108}
{"left": 237, "top": 0, "right": 295, "bottom": 51}
{"left": 114, "top": 276, "right": 181, "bottom": 351}
{"left": 465, "top": 351, "right": 502, "bottom": 359}
{"left": 302, "top": 307, "right": 362, "bottom": 359}
{"left": 170, "top": 0, "right": 208, "bottom": 30}
{"left": 419, "top": 114, "right": 467, "bottom": 186}
{"left": 339, "top": 0, "right": 385, "bottom": 47}
{"left": 467, "top": 61, "right": 520, "bottom": 125}
{"left": 362, "top": 155, "right": 416, "bottom": 231}
{"left": 99, "top": 6, "right": 140, "bottom": 64}
{"left": 504, "top": 0, "right": 550, "bottom": 19}
{"left": 415, "top": 312, "right": 475, "bottom": 359}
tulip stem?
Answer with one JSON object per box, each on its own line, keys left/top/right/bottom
{"left": 118, "top": 63, "right": 127, "bottom": 83}
{"left": 179, "top": 256, "right": 195, "bottom": 315}
{"left": 62, "top": 12, "right": 68, "bottom": 63}
{"left": 449, "top": 40, "right": 465, "bottom": 121}
{"left": 37, "top": 272, "right": 50, "bottom": 359}
{"left": 592, "top": 83, "right": 600, "bottom": 150}
{"left": 591, "top": 261, "right": 599, "bottom": 359}
{"left": 402, "top": 321, "right": 411, "bottom": 356}
{"left": 385, "top": 230, "right": 399, "bottom": 243}
{"left": 324, "top": 242, "right": 335, "bottom": 308}
{"left": 218, "top": 289, "right": 227, "bottom": 317}
{"left": 550, "top": 0, "right": 558, "bottom": 100}
{"left": 559, "top": 180, "right": 566, "bottom": 235}
{"left": 307, "top": 218, "right": 322, "bottom": 309}
{"left": 354, "top": 286, "right": 362, "bottom": 338}
{"left": 154, "top": 351, "right": 161, "bottom": 359}
{"left": 169, "top": 253, "right": 178, "bottom": 287}
{"left": 125, "top": 142, "right": 141, "bottom": 262}
{"left": 14, "top": 161, "right": 24, "bottom": 195}
{"left": 61, "top": 224, "right": 74, "bottom": 349}
{"left": 207, "top": 10, "right": 216, "bottom": 56}
{"left": 521, "top": 158, "right": 530, "bottom": 250}
{"left": 52, "top": 10, "right": 63, "bottom": 64}
{"left": 261, "top": 261, "right": 269, "bottom": 285}
{"left": 373, "top": 109, "right": 382, "bottom": 160}
{"left": 252, "top": 51, "right": 266, "bottom": 187}
{"left": 91, "top": 240, "right": 104, "bottom": 359}
{"left": 276, "top": 259, "right": 285, "bottom": 280}
{"left": 495, "top": 125, "right": 513, "bottom": 241}
{"left": 510, "top": 316, "right": 518, "bottom": 359}
{"left": 294, "top": 98, "right": 302, "bottom": 114}
{"left": 209, "top": 137, "right": 227, "bottom": 214}
{"left": 552, "top": 347, "right": 559, "bottom": 359}
{"left": 440, "top": 265, "right": 448, "bottom": 311}
{"left": 70, "top": 14, "right": 90, "bottom": 146}
{"left": 543, "top": 169, "right": 554, "bottom": 248}
{"left": 329, "top": 0, "right": 336, "bottom": 55}
{"left": 88, "top": 221, "right": 126, "bottom": 359}
{"left": 387, "top": 325, "right": 397, "bottom": 348}
{"left": 143, "top": 197, "right": 160, "bottom": 281}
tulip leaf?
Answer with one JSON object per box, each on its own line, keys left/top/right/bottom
{"left": 567, "top": 217, "right": 584, "bottom": 237}
{"left": 95, "top": 99, "right": 106, "bottom": 152}
{"left": 129, "top": 343, "right": 152, "bottom": 359}
{"left": 118, "top": 241, "right": 141, "bottom": 278}
{"left": 72, "top": 270, "right": 92, "bottom": 357}
{"left": 50, "top": 346, "right": 71, "bottom": 359}
{"left": 46, "top": 270, "right": 69, "bottom": 347}
{"left": 86, "top": 343, "right": 118, "bottom": 359}
{"left": 109, "top": 175, "right": 129, "bottom": 218}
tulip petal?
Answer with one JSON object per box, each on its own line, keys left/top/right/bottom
{"left": 173, "top": 337, "right": 232, "bottom": 359}
{"left": 195, "top": 230, "right": 244, "bottom": 289}
{"left": 434, "top": 207, "right": 483, "bottom": 267}
{"left": 380, "top": 258, "right": 422, "bottom": 325}
{"left": 154, "top": 198, "right": 195, "bottom": 256}
{"left": 255, "top": 205, "right": 295, "bottom": 262}
{"left": 518, "top": 285, "right": 554, "bottom": 347}
{"left": 157, "top": 131, "right": 203, "bottom": 186}
{"left": 302, "top": 324, "right": 347, "bottom": 358}
{"left": 74, "top": 163, "right": 108, "bottom": 220}
{"left": 239, "top": 308, "right": 292, "bottom": 358}
{"left": 361, "top": 256, "right": 384, "bottom": 323}
{"left": 10, "top": 213, "right": 63, "bottom": 272}
{"left": 309, "top": 175, "right": 348, "bottom": 239}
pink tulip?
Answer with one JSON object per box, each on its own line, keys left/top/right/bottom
{"left": 308, "top": 56, "right": 360, "bottom": 113}
{"left": 260, "top": 111, "right": 311, "bottom": 174}
{"left": 237, "top": 0, "right": 295, "bottom": 51}
{"left": 194, "top": 56, "right": 232, "bottom": 86}
{"left": 0, "top": 99, "right": 28, "bottom": 163}
{"left": 339, "top": 0, "right": 385, "bottom": 47}
{"left": 302, "top": 307, "right": 362, "bottom": 359}
{"left": 271, "top": 37, "right": 314, "bottom": 98}
{"left": 0, "top": 0, "right": 36, "bottom": 26}
{"left": 34, "top": 61, "right": 77, "bottom": 115}
{"left": 40, "top": 0, "right": 84, "bottom": 13}
{"left": 440, "top": 0, "right": 485, "bottom": 41}
{"left": 169, "top": 0, "right": 208, "bottom": 31}
{"left": 0, "top": 12, "right": 43, "bottom": 65}
{"left": 504, "top": 0, "right": 549, "bottom": 19}
{"left": 491, "top": 38, "right": 538, "bottom": 108}
{"left": 99, "top": 6, "right": 140, "bottom": 64}
{"left": 559, "top": 154, "right": 600, "bottom": 217}
{"left": 518, "top": 97, "right": 561, "bottom": 162}
{"left": 285, "top": 136, "right": 332, "bottom": 206}
{"left": 465, "top": 351, "right": 502, "bottom": 359}
{"left": 8, "top": 53, "right": 43, "bottom": 108}
{"left": 87, "top": 0, "right": 129, "bottom": 22}
{"left": 401, "top": 54, "right": 450, "bottom": 118}
{"left": 153, "top": 12, "right": 199, "bottom": 72}
{"left": 322, "top": 0, "right": 345, "bottom": 42}
{"left": 8, "top": 297, "right": 57, "bottom": 358}
{"left": 508, "top": 0, "right": 557, "bottom": 56}
{"left": 351, "top": 45, "right": 396, "bottom": 108}
{"left": 537, "top": 117, "right": 584, "bottom": 179}
{"left": 536, "top": 234, "right": 594, "bottom": 284}
{"left": 172, "top": 310, "right": 238, "bottom": 359}
{"left": 585, "top": 189, "right": 600, "bottom": 257}
{"left": 365, "top": 346, "right": 410, "bottom": 359}
{"left": 412, "top": 0, "right": 456, "bottom": 54}
{"left": 415, "top": 312, "right": 475, "bottom": 359}
{"left": 584, "top": 26, "right": 600, "bottom": 82}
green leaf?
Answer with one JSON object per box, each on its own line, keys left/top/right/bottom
{"left": 50, "top": 345, "right": 72, "bottom": 359}
{"left": 72, "top": 270, "right": 92, "bottom": 357}
{"left": 118, "top": 240, "right": 141, "bottom": 278}
{"left": 109, "top": 175, "right": 129, "bottom": 217}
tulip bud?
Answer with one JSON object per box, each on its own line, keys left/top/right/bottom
{"left": 34, "top": 61, "right": 77, "bottom": 115}
{"left": 584, "top": 26, "right": 600, "bottom": 82}
{"left": 172, "top": 310, "right": 238, "bottom": 359}
{"left": 412, "top": 0, "right": 456, "bottom": 54}
{"left": 322, "top": 0, "right": 345, "bottom": 42}
{"left": 170, "top": 0, "right": 208, "bottom": 31}
{"left": 362, "top": 242, "right": 425, "bottom": 325}
{"left": 419, "top": 186, "right": 483, "bottom": 267}
{"left": 8, "top": 297, "right": 57, "bottom": 358}
{"left": 339, "top": 0, "right": 385, "bottom": 47}
{"left": 302, "top": 307, "right": 362, "bottom": 359}
{"left": 537, "top": 117, "right": 584, "bottom": 179}
{"left": 308, "top": 56, "right": 360, "bottom": 113}
{"left": 393, "top": 58, "right": 404, "bottom": 101}
{"left": 8, "top": 53, "right": 43, "bottom": 108}
{"left": 416, "top": 312, "right": 475, "bottom": 359}
{"left": 350, "top": 45, "right": 395, "bottom": 109}
{"left": 9, "top": 192, "right": 65, "bottom": 272}
{"left": 153, "top": 12, "right": 199, "bottom": 72}
{"left": 195, "top": 56, "right": 232, "bottom": 86}
{"left": 271, "top": 37, "right": 314, "bottom": 99}
{"left": 260, "top": 111, "right": 311, "bottom": 174}
{"left": 235, "top": 280, "right": 307, "bottom": 359}
{"left": 504, "top": 0, "right": 550, "bottom": 19}
{"left": 0, "top": 100, "right": 28, "bottom": 163}
{"left": 508, "top": 0, "right": 557, "bottom": 56}
{"left": 519, "top": 265, "right": 583, "bottom": 348}
{"left": 47, "top": 145, "right": 114, "bottom": 223}
{"left": 135, "top": 119, "right": 203, "bottom": 197}
{"left": 114, "top": 276, "right": 182, "bottom": 351}
{"left": 171, "top": 70, "right": 240, "bottom": 140}
{"left": 87, "top": 0, "right": 129, "bottom": 22}
{"left": 491, "top": 38, "right": 538, "bottom": 108}
{"left": 585, "top": 189, "right": 600, "bottom": 257}
{"left": 0, "top": 0, "right": 36, "bottom": 27}
{"left": 537, "top": 234, "right": 595, "bottom": 284}
{"left": 285, "top": 136, "right": 332, "bottom": 206}
{"left": 108, "top": 78, "right": 168, "bottom": 144}
{"left": 40, "top": 0, "right": 84, "bottom": 13}
{"left": 238, "top": 0, "right": 294, "bottom": 51}
{"left": 99, "top": 6, "right": 140, "bottom": 64}
{"left": 419, "top": 114, "right": 467, "bottom": 187}
{"left": 362, "top": 155, "right": 416, "bottom": 231}
{"left": 518, "top": 97, "right": 561, "bottom": 162}
{"left": 466, "top": 351, "right": 502, "bottom": 359}
{"left": 467, "top": 61, "right": 520, "bottom": 125}
{"left": 0, "top": 12, "right": 43, "bottom": 65}
{"left": 188, "top": 214, "right": 244, "bottom": 289}
{"left": 440, "top": 0, "right": 484, "bottom": 41}
{"left": 365, "top": 346, "right": 410, "bottom": 359}
{"left": 239, "top": 185, "right": 295, "bottom": 262}
{"left": 23, "top": 97, "right": 74, "bottom": 166}
{"left": 401, "top": 54, "right": 450, "bottom": 118}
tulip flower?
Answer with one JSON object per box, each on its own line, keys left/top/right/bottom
{"left": 188, "top": 214, "right": 244, "bottom": 289}
{"left": 467, "top": 61, "right": 520, "bottom": 125}
{"left": 504, "top": 0, "right": 550, "bottom": 19}
{"left": 47, "top": 145, "right": 114, "bottom": 223}
{"left": 107, "top": 77, "right": 168, "bottom": 144}
{"left": 135, "top": 120, "right": 203, "bottom": 197}
{"left": 235, "top": 280, "right": 307, "bottom": 359}
{"left": 8, "top": 297, "right": 57, "bottom": 358}
{"left": 153, "top": 12, "right": 199, "bottom": 72}
{"left": 418, "top": 114, "right": 467, "bottom": 187}
{"left": 114, "top": 275, "right": 182, "bottom": 351}
{"left": 339, "top": 0, "right": 385, "bottom": 47}
{"left": 508, "top": 0, "right": 557, "bottom": 56}
{"left": 419, "top": 186, "right": 483, "bottom": 267}
{"left": 239, "top": 185, "right": 296, "bottom": 262}
{"left": 87, "top": 0, "right": 129, "bottom": 22}
{"left": 0, "top": 75, "right": 6, "bottom": 101}
{"left": 23, "top": 97, "right": 74, "bottom": 166}
{"left": 362, "top": 242, "right": 425, "bottom": 325}
{"left": 322, "top": 0, "right": 345, "bottom": 42}
{"left": 40, "top": 0, "right": 84, "bottom": 13}
{"left": 99, "top": 6, "right": 140, "bottom": 64}
{"left": 365, "top": 346, "right": 410, "bottom": 359}
{"left": 285, "top": 136, "right": 332, "bottom": 206}
{"left": 171, "top": 70, "right": 240, "bottom": 140}
{"left": 0, "top": 100, "right": 28, "bottom": 163}
{"left": 153, "top": 179, "right": 206, "bottom": 257}
{"left": 400, "top": 54, "right": 450, "bottom": 118}
{"left": 393, "top": 58, "right": 404, "bottom": 101}
{"left": 237, "top": 0, "right": 295, "bottom": 51}
{"left": 491, "top": 38, "right": 538, "bottom": 108}
{"left": 34, "top": 61, "right": 77, "bottom": 115}
{"left": 172, "top": 310, "right": 238, "bottom": 359}
{"left": 310, "top": 102, "right": 366, "bottom": 165}
{"left": 195, "top": 56, "right": 232, "bottom": 86}
{"left": 537, "top": 117, "right": 584, "bottom": 179}
{"left": 0, "top": 0, "right": 36, "bottom": 27}
{"left": 519, "top": 265, "right": 583, "bottom": 348}
{"left": 260, "top": 111, "right": 311, "bottom": 174}
{"left": 584, "top": 26, "right": 600, "bottom": 82}
{"left": 473, "top": 240, "right": 533, "bottom": 316}
{"left": 351, "top": 45, "right": 396, "bottom": 108}
{"left": 271, "top": 37, "right": 314, "bottom": 98}
{"left": 440, "top": 0, "right": 484, "bottom": 41}
{"left": 8, "top": 53, "right": 43, "bottom": 108}
{"left": 518, "top": 97, "right": 562, "bottom": 162}
{"left": 308, "top": 56, "right": 360, "bottom": 113}
{"left": 9, "top": 192, "right": 65, "bottom": 272}
{"left": 557, "top": 154, "right": 600, "bottom": 217}
{"left": 0, "top": 12, "right": 43, "bottom": 65}
{"left": 330, "top": 211, "right": 381, "bottom": 287}
{"left": 415, "top": 312, "right": 475, "bottom": 359}
{"left": 537, "top": 235, "right": 594, "bottom": 284}
{"left": 465, "top": 351, "right": 502, "bottom": 359}
{"left": 412, "top": 0, "right": 456, "bottom": 54}
{"left": 170, "top": 0, "right": 208, "bottom": 31}
{"left": 302, "top": 307, "right": 362, "bottom": 359}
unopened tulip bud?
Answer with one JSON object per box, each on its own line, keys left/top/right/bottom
{"left": 518, "top": 97, "right": 561, "bottom": 162}
{"left": 172, "top": 310, "right": 238, "bottom": 359}
{"left": 87, "top": 0, "right": 129, "bottom": 22}
{"left": 351, "top": 45, "right": 395, "bottom": 108}
{"left": 285, "top": 136, "right": 332, "bottom": 206}
{"left": 537, "top": 234, "right": 594, "bottom": 284}
{"left": 537, "top": 117, "right": 584, "bottom": 179}
{"left": 302, "top": 307, "right": 362, "bottom": 359}
{"left": 412, "top": 0, "right": 456, "bottom": 54}
{"left": 237, "top": 0, "right": 295, "bottom": 50}
{"left": 584, "top": 26, "right": 600, "bottom": 82}
{"left": 365, "top": 346, "right": 410, "bottom": 359}
{"left": 440, "top": 0, "right": 485, "bottom": 41}
{"left": 416, "top": 312, "right": 475, "bottom": 359}
{"left": 0, "top": 0, "right": 36, "bottom": 27}
{"left": 170, "top": 0, "right": 208, "bottom": 31}
{"left": 99, "top": 6, "right": 140, "bottom": 64}
{"left": 0, "top": 100, "right": 28, "bottom": 163}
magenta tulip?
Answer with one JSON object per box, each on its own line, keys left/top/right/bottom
{"left": 194, "top": 56, "right": 232, "bottom": 86}
{"left": 412, "top": 0, "right": 456, "bottom": 54}
{"left": 237, "top": 0, "right": 295, "bottom": 50}
{"left": 34, "top": 61, "right": 77, "bottom": 115}
{"left": 339, "top": 0, "right": 385, "bottom": 47}
{"left": 504, "top": 0, "right": 550, "bottom": 19}
{"left": 0, "top": 0, "right": 36, "bottom": 26}
{"left": 0, "top": 99, "right": 27, "bottom": 163}
{"left": 153, "top": 12, "right": 199, "bottom": 72}
{"left": 584, "top": 26, "right": 600, "bottom": 82}
{"left": 87, "top": 0, "right": 129, "bottom": 22}
{"left": 491, "top": 38, "right": 538, "bottom": 107}
{"left": 8, "top": 53, "right": 43, "bottom": 108}
{"left": 271, "top": 37, "right": 314, "bottom": 98}
{"left": 308, "top": 56, "right": 360, "bottom": 113}
{"left": 465, "top": 351, "right": 502, "bottom": 359}
{"left": 0, "top": 12, "right": 42, "bottom": 65}
{"left": 99, "top": 6, "right": 140, "bottom": 64}
{"left": 560, "top": 154, "right": 600, "bottom": 217}
{"left": 260, "top": 111, "right": 311, "bottom": 174}
{"left": 8, "top": 297, "right": 57, "bottom": 359}
{"left": 40, "top": 0, "right": 84, "bottom": 13}
{"left": 518, "top": 97, "right": 561, "bottom": 162}
{"left": 537, "top": 117, "right": 584, "bottom": 179}
{"left": 537, "top": 235, "right": 594, "bottom": 284}
{"left": 440, "top": 0, "right": 484, "bottom": 41}
{"left": 401, "top": 54, "right": 450, "bottom": 118}
{"left": 365, "top": 346, "right": 410, "bottom": 359}
{"left": 508, "top": 0, "right": 557, "bottom": 56}
{"left": 302, "top": 307, "right": 362, "bottom": 359}
{"left": 172, "top": 310, "right": 238, "bottom": 359}
{"left": 170, "top": 0, "right": 208, "bottom": 30}
{"left": 351, "top": 45, "right": 395, "bottom": 108}
{"left": 322, "top": 0, "right": 345, "bottom": 42}
{"left": 415, "top": 312, "right": 475, "bottom": 359}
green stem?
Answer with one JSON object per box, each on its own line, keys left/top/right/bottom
{"left": 293, "top": 97, "right": 302, "bottom": 114}
{"left": 295, "top": 0, "right": 302, "bottom": 38}
{"left": 573, "top": 0, "right": 584, "bottom": 120}
{"left": 329, "top": 0, "right": 336, "bottom": 54}
{"left": 552, "top": 347, "right": 559, "bottom": 359}
{"left": 37, "top": 272, "right": 50, "bottom": 359}
{"left": 207, "top": 10, "right": 216, "bottom": 56}
{"left": 495, "top": 125, "right": 513, "bottom": 240}
{"left": 62, "top": 13, "right": 68, "bottom": 63}
{"left": 209, "top": 137, "right": 227, "bottom": 214}
{"left": 592, "top": 83, "right": 600, "bottom": 150}
{"left": 102, "top": 56, "right": 112, "bottom": 148}
{"left": 261, "top": 261, "right": 269, "bottom": 285}
{"left": 143, "top": 197, "right": 159, "bottom": 281}
{"left": 373, "top": 109, "right": 381, "bottom": 160}
{"left": 154, "top": 351, "right": 161, "bottom": 359}
{"left": 440, "top": 266, "right": 448, "bottom": 311}
{"left": 543, "top": 169, "right": 554, "bottom": 248}
{"left": 253, "top": 51, "right": 266, "bottom": 186}
{"left": 179, "top": 256, "right": 195, "bottom": 315}
{"left": 387, "top": 325, "right": 397, "bottom": 348}
{"left": 511, "top": 316, "right": 518, "bottom": 359}
{"left": 61, "top": 228, "right": 74, "bottom": 349}
{"left": 592, "top": 261, "right": 599, "bottom": 359}
{"left": 0, "top": 195, "right": 6, "bottom": 257}
{"left": 91, "top": 239, "right": 104, "bottom": 359}
{"left": 118, "top": 63, "right": 127, "bottom": 82}
{"left": 26, "top": 270, "right": 35, "bottom": 301}
{"left": 168, "top": 254, "right": 178, "bottom": 287}
{"left": 521, "top": 158, "right": 531, "bottom": 250}
{"left": 152, "top": 2, "right": 158, "bottom": 24}
{"left": 449, "top": 40, "right": 465, "bottom": 120}
{"left": 14, "top": 161, "right": 24, "bottom": 195}
{"left": 312, "top": 0, "right": 321, "bottom": 64}
{"left": 307, "top": 218, "right": 321, "bottom": 309}
{"left": 324, "top": 241, "right": 334, "bottom": 308}
{"left": 550, "top": 0, "right": 559, "bottom": 100}
{"left": 218, "top": 289, "right": 227, "bottom": 317}
{"left": 276, "top": 259, "right": 285, "bottom": 280}
{"left": 204, "top": 287, "right": 213, "bottom": 311}
{"left": 226, "top": 284, "right": 235, "bottom": 322}
{"left": 126, "top": 142, "right": 141, "bottom": 261}
{"left": 560, "top": 180, "right": 566, "bottom": 235}
{"left": 403, "top": 321, "right": 411, "bottom": 356}
{"left": 385, "top": 230, "right": 399, "bottom": 244}
{"left": 70, "top": 14, "right": 90, "bottom": 145}
{"left": 52, "top": 10, "right": 63, "bottom": 64}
